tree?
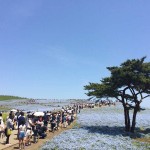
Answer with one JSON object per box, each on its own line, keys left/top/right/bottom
{"left": 84, "top": 57, "right": 150, "bottom": 132}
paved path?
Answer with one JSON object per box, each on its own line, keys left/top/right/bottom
{"left": 0, "top": 130, "right": 18, "bottom": 150}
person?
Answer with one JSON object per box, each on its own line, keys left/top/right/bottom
{"left": 17, "top": 112, "right": 25, "bottom": 139}
{"left": 71, "top": 113, "right": 74, "bottom": 123}
{"left": 18, "top": 120, "right": 26, "bottom": 150}
{"left": 32, "top": 116, "right": 39, "bottom": 143}
{"left": 25, "top": 114, "right": 34, "bottom": 146}
{"left": 0, "top": 112, "right": 5, "bottom": 138}
{"left": 79, "top": 105, "right": 81, "bottom": 113}
{"left": 36, "top": 116, "right": 44, "bottom": 127}
{"left": 50, "top": 113, "right": 56, "bottom": 132}
{"left": 67, "top": 113, "right": 71, "bottom": 125}
{"left": 38, "top": 125, "right": 47, "bottom": 139}
{"left": 14, "top": 110, "right": 20, "bottom": 129}
{"left": 56, "top": 113, "right": 61, "bottom": 130}
{"left": 62, "top": 112, "right": 67, "bottom": 128}
{"left": 43, "top": 112, "right": 49, "bottom": 127}
{"left": 0, "top": 112, "right": 4, "bottom": 122}
{"left": 5, "top": 114, "right": 14, "bottom": 145}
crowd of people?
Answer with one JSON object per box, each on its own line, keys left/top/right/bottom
{"left": 0, "top": 104, "right": 82, "bottom": 150}
{"left": 0, "top": 101, "right": 115, "bottom": 149}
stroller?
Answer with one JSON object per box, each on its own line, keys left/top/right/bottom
{"left": 38, "top": 126, "right": 47, "bottom": 139}
{"left": 33, "top": 124, "right": 47, "bottom": 142}
{"left": 33, "top": 124, "right": 40, "bottom": 143}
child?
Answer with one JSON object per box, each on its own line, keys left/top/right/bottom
{"left": 18, "top": 120, "right": 26, "bottom": 149}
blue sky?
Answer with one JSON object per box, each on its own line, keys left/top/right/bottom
{"left": 0, "top": 0, "right": 150, "bottom": 100}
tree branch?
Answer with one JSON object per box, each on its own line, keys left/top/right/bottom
{"left": 140, "top": 95, "right": 150, "bottom": 103}
{"left": 116, "top": 97, "right": 122, "bottom": 102}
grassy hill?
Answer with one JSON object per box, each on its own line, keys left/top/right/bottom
{"left": 0, "top": 95, "right": 27, "bottom": 101}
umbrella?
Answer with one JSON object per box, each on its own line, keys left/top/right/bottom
{"left": 46, "top": 113, "right": 51, "bottom": 116}
{"left": 33, "top": 112, "right": 44, "bottom": 116}
{"left": 11, "top": 109, "right": 17, "bottom": 112}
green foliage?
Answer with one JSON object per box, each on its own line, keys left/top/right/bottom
{"left": 133, "top": 140, "right": 150, "bottom": 148}
{"left": 2, "top": 113, "right": 8, "bottom": 123}
{"left": 84, "top": 57, "right": 150, "bottom": 104}
{"left": 0, "top": 95, "right": 27, "bottom": 101}
{"left": 84, "top": 57, "right": 150, "bottom": 132}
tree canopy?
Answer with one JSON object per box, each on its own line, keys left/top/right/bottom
{"left": 84, "top": 57, "right": 150, "bottom": 132}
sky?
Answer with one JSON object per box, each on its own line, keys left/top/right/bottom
{"left": 0, "top": 0, "right": 150, "bottom": 101}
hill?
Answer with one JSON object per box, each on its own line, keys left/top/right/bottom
{"left": 0, "top": 95, "right": 27, "bottom": 101}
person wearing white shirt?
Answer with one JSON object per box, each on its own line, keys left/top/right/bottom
{"left": 0, "top": 112, "right": 5, "bottom": 138}
{"left": 18, "top": 120, "right": 26, "bottom": 149}
{"left": 25, "top": 115, "right": 34, "bottom": 146}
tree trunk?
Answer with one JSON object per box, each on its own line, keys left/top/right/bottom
{"left": 131, "top": 101, "right": 140, "bottom": 133}
{"left": 123, "top": 106, "right": 130, "bottom": 132}
{"left": 130, "top": 108, "right": 137, "bottom": 133}
{"left": 126, "top": 108, "right": 130, "bottom": 131}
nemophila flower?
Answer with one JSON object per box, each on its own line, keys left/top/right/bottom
{"left": 41, "top": 104, "right": 150, "bottom": 150}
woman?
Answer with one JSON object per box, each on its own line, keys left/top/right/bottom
{"left": 18, "top": 120, "right": 26, "bottom": 149}
{"left": 5, "top": 114, "right": 14, "bottom": 145}
{"left": 36, "top": 116, "right": 44, "bottom": 127}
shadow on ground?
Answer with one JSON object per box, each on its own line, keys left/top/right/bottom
{"left": 79, "top": 125, "right": 150, "bottom": 139}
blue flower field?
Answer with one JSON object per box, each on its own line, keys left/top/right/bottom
{"left": 41, "top": 103, "right": 150, "bottom": 150}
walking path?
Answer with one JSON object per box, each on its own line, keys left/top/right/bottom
{"left": 0, "top": 130, "right": 18, "bottom": 150}
{"left": 0, "top": 122, "right": 75, "bottom": 150}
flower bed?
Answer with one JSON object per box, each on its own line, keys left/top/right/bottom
{"left": 41, "top": 104, "right": 150, "bottom": 150}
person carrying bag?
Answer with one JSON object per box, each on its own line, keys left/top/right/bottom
{"left": 5, "top": 114, "right": 14, "bottom": 145}
{"left": 7, "top": 128, "right": 12, "bottom": 135}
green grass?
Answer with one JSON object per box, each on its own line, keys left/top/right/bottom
{"left": 0, "top": 105, "right": 10, "bottom": 111}
{"left": 72, "top": 121, "right": 81, "bottom": 129}
{"left": 2, "top": 112, "right": 8, "bottom": 123}
{"left": 133, "top": 140, "right": 150, "bottom": 150}
{"left": 132, "top": 127, "right": 150, "bottom": 149}
{"left": 0, "top": 95, "right": 27, "bottom": 101}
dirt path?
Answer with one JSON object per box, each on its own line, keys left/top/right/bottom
{"left": 0, "top": 122, "right": 75, "bottom": 150}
